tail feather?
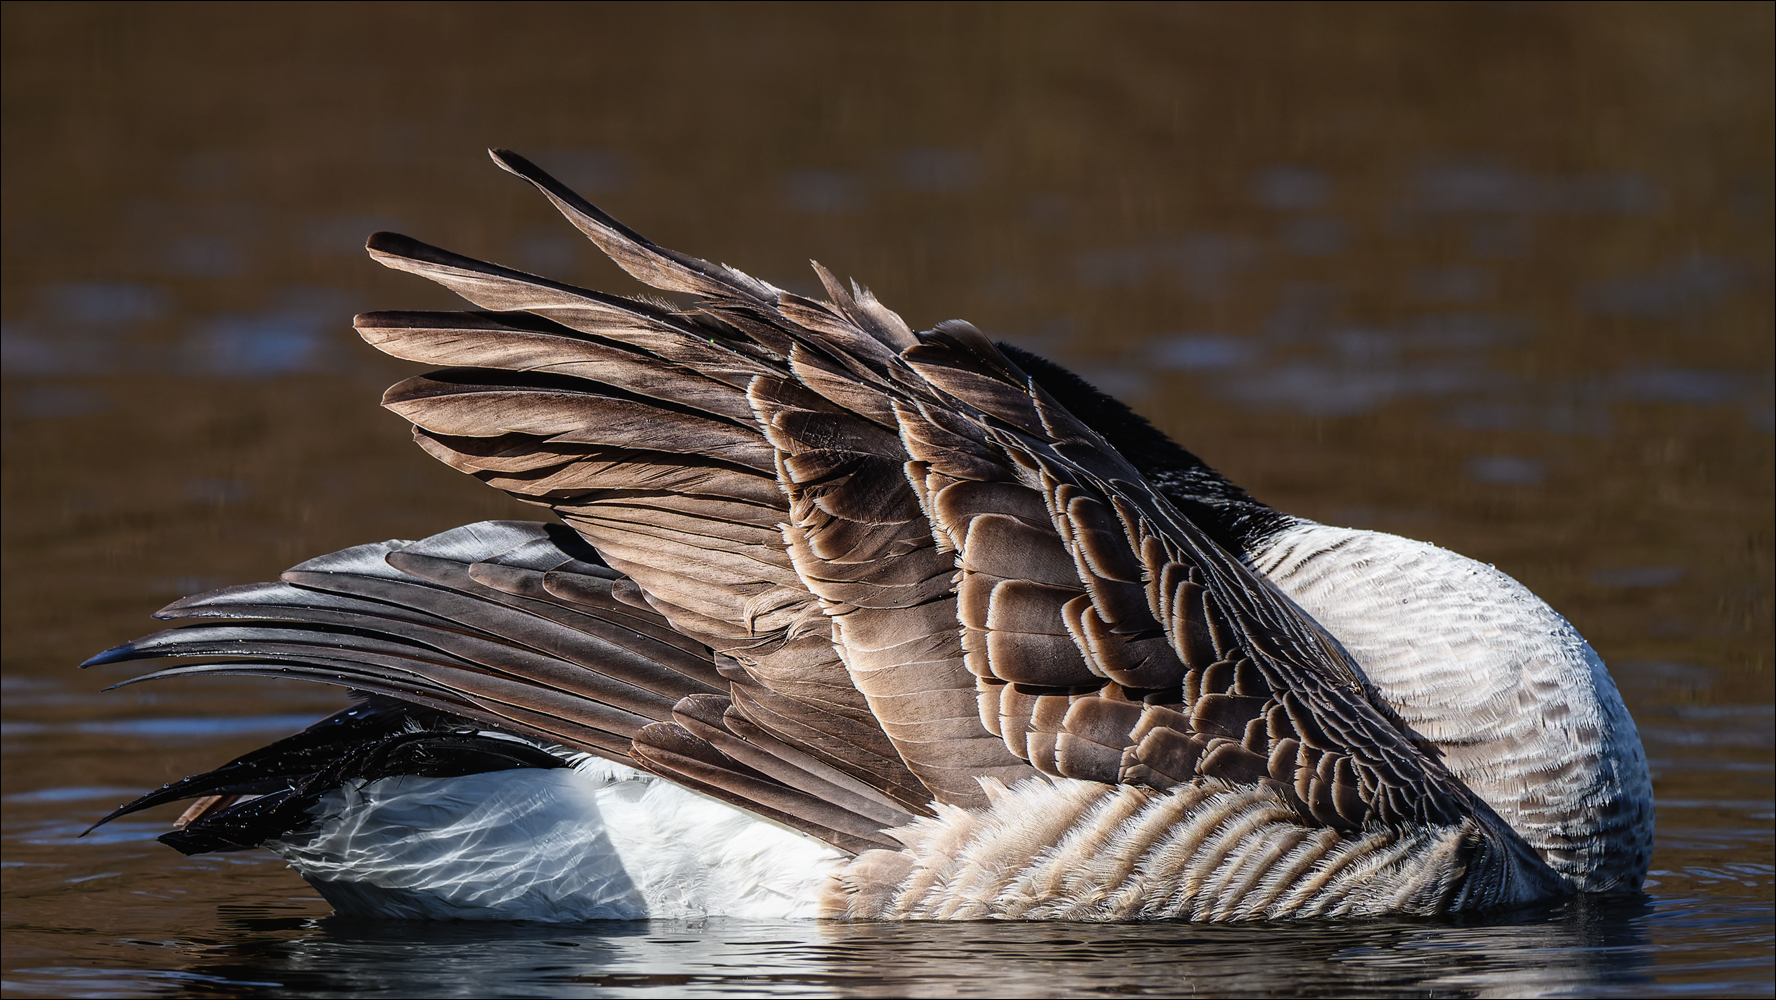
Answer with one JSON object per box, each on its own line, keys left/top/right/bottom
{"left": 89, "top": 521, "right": 913, "bottom": 856}
{"left": 95, "top": 698, "right": 573, "bottom": 854}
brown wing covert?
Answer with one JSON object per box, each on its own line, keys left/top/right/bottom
{"left": 357, "top": 148, "right": 1474, "bottom": 838}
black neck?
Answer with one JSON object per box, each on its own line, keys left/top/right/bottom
{"left": 999, "top": 343, "right": 1294, "bottom": 557}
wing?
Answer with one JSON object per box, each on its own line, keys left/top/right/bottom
{"left": 356, "top": 253, "right": 939, "bottom": 815}
{"left": 895, "top": 324, "right": 1474, "bottom": 831}
{"left": 357, "top": 150, "right": 1036, "bottom": 811}
{"left": 86, "top": 521, "right": 911, "bottom": 854}
{"left": 344, "top": 149, "right": 1498, "bottom": 844}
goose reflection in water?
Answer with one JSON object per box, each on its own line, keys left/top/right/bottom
{"left": 158, "top": 898, "right": 1660, "bottom": 998}
{"left": 85, "top": 150, "right": 1653, "bottom": 923}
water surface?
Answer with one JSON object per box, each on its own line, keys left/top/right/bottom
{"left": 4, "top": 4, "right": 1771, "bottom": 997}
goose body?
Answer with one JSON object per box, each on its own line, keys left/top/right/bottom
{"left": 88, "top": 150, "right": 1652, "bottom": 922}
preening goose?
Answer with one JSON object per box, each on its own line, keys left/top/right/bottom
{"left": 86, "top": 150, "right": 1653, "bottom": 922}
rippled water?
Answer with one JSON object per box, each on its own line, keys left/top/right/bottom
{"left": 4, "top": 693, "right": 1771, "bottom": 998}
{"left": 4, "top": 4, "right": 1771, "bottom": 998}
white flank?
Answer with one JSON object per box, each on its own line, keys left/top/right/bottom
{"left": 1252, "top": 521, "right": 1654, "bottom": 892}
{"left": 260, "top": 522, "right": 1655, "bottom": 920}
{"left": 267, "top": 756, "right": 845, "bottom": 922}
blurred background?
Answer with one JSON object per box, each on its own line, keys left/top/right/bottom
{"left": 3, "top": 3, "right": 1771, "bottom": 997}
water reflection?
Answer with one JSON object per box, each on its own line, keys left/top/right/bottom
{"left": 1411, "top": 164, "right": 1660, "bottom": 216}
{"left": 1583, "top": 257, "right": 1743, "bottom": 320}
{"left": 12, "top": 903, "right": 1669, "bottom": 1000}
{"left": 1465, "top": 455, "right": 1546, "bottom": 486}
{"left": 1, "top": 659, "right": 1767, "bottom": 998}
{"left": 3, "top": 286, "right": 355, "bottom": 378}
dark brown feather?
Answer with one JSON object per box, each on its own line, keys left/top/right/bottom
{"left": 101, "top": 151, "right": 1496, "bottom": 855}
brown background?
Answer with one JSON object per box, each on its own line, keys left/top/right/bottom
{"left": 2, "top": 3, "right": 1770, "bottom": 995}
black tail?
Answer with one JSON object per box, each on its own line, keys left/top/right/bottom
{"left": 94, "top": 697, "right": 571, "bottom": 854}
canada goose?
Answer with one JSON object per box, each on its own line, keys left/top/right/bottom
{"left": 85, "top": 150, "right": 1653, "bottom": 922}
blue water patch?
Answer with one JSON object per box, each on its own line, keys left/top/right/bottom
{"left": 1610, "top": 366, "right": 1754, "bottom": 405}
{"left": 1, "top": 322, "right": 59, "bottom": 374}
{"left": 1141, "top": 300, "right": 1540, "bottom": 417}
{"left": 2, "top": 968, "right": 284, "bottom": 994}
{"left": 4, "top": 283, "right": 176, "bottom": 376}
{"left": 782, "top": 169, "right": 862, "bottom": 213}
{"left": 896, "top": 147, "right": 980, "bottom": 192}
{"left": 1582, "top": 256, "right": 1739, "bottom": 319}
{"left": 193, "top": 313, "right": 326, "bottom": 375}
{"left": 1220, "top": 362, "right": 1504, "bottom": 417}
{"left": 1253, "top": 165, "right": 1332, "bottom": 210}
{"left": 1146, "top": 334, "right": 1258, "bottom": 370}
{"left": 2, "top": 787, "right": 145, "bottom": 804}
{"left": 3, "top": 714, "right": 319, "bottom": 740}
{"left": 1077, "top": 234, "right": 1257, "bottom": 298}
{"left": 1443, "top": 396, "right": 1615, "bottom": 436}
{"left": 1591, "top": 566, "right": 1687, "bottom": 588}
{"left": 1464, "top": 455, "right": 1545, "bottom": 485}
{"left": 182, "top": 288, "right": 355, "bottom": 375}
{"left": 1, "top": 325, "right": 128, "bottom": 377}
{"left": 17, "top": 817, "right": 169, "bottom": 846}
{"left": 41, "top": 282, "right": 171, "bottom": 324}
{"left": 6, "top": 283, "right": 375, "bottom": 377}
{"left": 1412, "top": 163, "right": 1658, "bottom": 215}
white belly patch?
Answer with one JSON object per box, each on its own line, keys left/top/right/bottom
{"left": 265, "top": 759, "right": 846, "bottom": 922}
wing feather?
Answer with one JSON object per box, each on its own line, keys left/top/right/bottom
{"left": 324, "top": 154, "right": 1509, "bottom": 849}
